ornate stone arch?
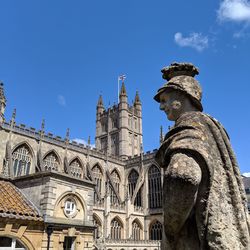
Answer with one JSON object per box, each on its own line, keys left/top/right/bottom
{"left": 12, "top": 141, "right": 35, "bottom": 157}
{"left": 54, "top": 191, "right": 87, "bottom": 221}
{"left": 91, "top": 162, "right": 104, "bottom": 175}
{"left": 42, "top": 149, "right": 62, "bottom": 172}
{"left": 69, "top": 156, "right": 84, "bottom": 178}
{"left": 11, "top": 141, "right": 35, "bottom": 177}
{"left": 111, "top": 167, "right": 121, "bottom": 180}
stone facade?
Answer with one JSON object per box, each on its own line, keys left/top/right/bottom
{"left": 0, "top": 82, "right": 162, "bottom": 250}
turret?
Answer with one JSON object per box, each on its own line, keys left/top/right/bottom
{"left": 134, "top": 91, "right": 142, "bottom": 114}
{"left": 0, "top": 82, "right": 6, "bottom": 123}
{"left": 118, "top": 82, "right": 129, "bottom": 159}
{"left": 95, "top": 95, "right": 106, "bottom": 150}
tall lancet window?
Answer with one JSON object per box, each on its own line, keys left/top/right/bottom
{"left": 128, "top": 169, "right": 142, "bottom": 207}
{"left": 12, "top": 144, "right": 32, "bottom": 177}
{"left": 43, "top": 152, "right": 59, "bottom": 171}
{"left": 132, "top": 220, "right": 142, "bottom": 240}
{"left": 110, "top": 218, "right": 123, "bottom": 240}
{"left": 150, "top": 221, "right": 162, "bottom": 240}
{"left": 69, "top": 158, "right": 83, "bottom": 178}
{"left": 110, "top": 170, "right": 120, "bottom": 205}
{"left": 148, "top": 165, "right": 162, "bottom": 208}
{"left": 92, "top": 164, "right": 103, "bottom": 201}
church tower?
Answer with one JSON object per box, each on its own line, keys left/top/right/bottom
{"left": 95, "top": 82, "right": 143, "bottom": 159}
{"left": 0, "top": 82, "right": 6, "bottom": 123}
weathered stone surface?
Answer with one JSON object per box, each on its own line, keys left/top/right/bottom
{"left": 155, "top": 62, "right": 250, "bottom": 250}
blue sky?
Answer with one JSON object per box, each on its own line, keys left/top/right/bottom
{"left": 0, "top": 0, "right": 250, "bottom": 174}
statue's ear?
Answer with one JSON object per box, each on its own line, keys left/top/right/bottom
{"left": 172, "top": 100, "right": 182, "bottom": 110}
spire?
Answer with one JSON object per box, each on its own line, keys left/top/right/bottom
{"left": 119, "top": 82, "right": 127, "bottom": 97}
{"left": 160, "top": 125, "right": 164, "bottom": 145}
{"left": 88, "top": 136, "right": 91, "bottom": 146}
{"left": 0, "top": 81, "right": 6, "bottom": 123}
{"left": 97, "top": 95, "right": 104, "bottom": 107}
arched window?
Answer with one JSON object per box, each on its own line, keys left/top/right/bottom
{"left": 110, "top": 170, "right": 120, "bottom": 205}
{"left": 92, "top": 165, "right": 103, "bottom": 201}
{"left": 132, "top": 220, "right": 142, "bottom": 240}
{"left": 12, "top": 144, "right": 32, "bottom": 177}
{"left": 110, "top": 217, "right": 123, "bottom": 240}
{"left": 43, "top": 152, "right": 59, "bottom": 171}
{"left": 93, "top": 214, "right": 102, "bottom": 239}
{"left": 128, "top": 169, "right": 142, "bottom": 207}
{"left": 148, "top": 165, "right": 162, "bottom": 209}
{"left": 150, "top": 221, "right": 162, "bottom": 240}
{"left": 0, "top": 237, "right": 26, "bottom": 249}
{"left": 69, "top": 158, "right": 83, "bottom": 178}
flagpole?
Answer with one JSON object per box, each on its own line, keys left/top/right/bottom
{"left": 118, "top": 77, "right": 119, "bottom": 103}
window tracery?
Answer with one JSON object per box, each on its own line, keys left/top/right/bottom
{"left": 150, "top": 221, "right": 162, "bottom": 240}
{"left": 110, "top": 218, "right": 122, "bottom": 240}
{"left": 12, "top": 144, "right": 32, "bottom": 177}
{"left": 69, "top": 158, "right": 83, "bottom": 178}
{"left": 43, "top": 152, "right": 59, "bottom": 171}
{"left": 92, "top": 165, "right": 103, "bottom": 202}
{"left": 110, "top": 170, "right": 120, "bottom": 205}
{"left": 132, "top": 220, "right": 142, "bottom": 240}
{"left": 128, "top": 169, "right": 142, "bottom": 207}
{"left": 148, "top": 165, "right": 162, "bottom": 209}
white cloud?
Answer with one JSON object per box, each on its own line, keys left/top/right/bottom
{"left": 218, "top": 0, "right": 250, "bottom": 22}
{"left": 57, "top": 95, "right": 66, "bottom": 106}
{"left": 72, "top": 138, "right": 95, "bottom": 148}
{"left": 174, "top": 32, "right": 209, "bottom": 52}
{"left": 242, "top": 172, "right": 250, "bottom": 177}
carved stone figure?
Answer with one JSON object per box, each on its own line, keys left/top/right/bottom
{"left": 154, "top": 62, "right": 250, "bottom": 250}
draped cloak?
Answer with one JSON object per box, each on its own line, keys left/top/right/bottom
{"left": 155, "top": 111, "right": 250, "bottom": 250}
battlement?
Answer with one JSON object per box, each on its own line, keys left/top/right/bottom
{"left": 0, "top": 121, "right": 125, "bottom": 165}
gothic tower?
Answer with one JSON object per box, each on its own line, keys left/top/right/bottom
{"left": 95, "top": 82, "right": 143, "bottom": 159}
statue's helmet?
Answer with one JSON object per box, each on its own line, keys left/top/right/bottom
{"left": 154, "top": 62, "right": 203, "bottom": 112}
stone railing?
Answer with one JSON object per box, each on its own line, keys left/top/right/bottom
{"left": 134, "top": 205, "right": 144, "bottom": 213}
{"left": 110, "top": 203, "right": 125, "bottom": 211}
{"left": 105, "top": 239, "right": 161, "bottom": 246}
{"left": 93, "top": 198, "right": 105, "bottom": 208}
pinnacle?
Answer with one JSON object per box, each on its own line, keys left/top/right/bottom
{"left": 120, "top": 82, "right": 127, "bottom": 96}
{"left": 97, "top": 95, "right": 104, "bottom": 107}
{"left": 134, "top": 91, "right": 141, "bottom": 104}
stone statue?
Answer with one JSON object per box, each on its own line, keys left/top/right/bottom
{"left": 154, "top": 62, "right": 250, "bottom": 250}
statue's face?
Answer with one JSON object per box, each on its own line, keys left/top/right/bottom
{"left": 159, "top": 90, "right": 182, "bottom": 121}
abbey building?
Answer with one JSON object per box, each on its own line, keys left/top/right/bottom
{"left": 0, "top": 81, "right": 163, "bottom": 250}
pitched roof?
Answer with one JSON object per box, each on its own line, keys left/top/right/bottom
{"left": 0, "top": 180, "right": 43, "bottom": 221}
